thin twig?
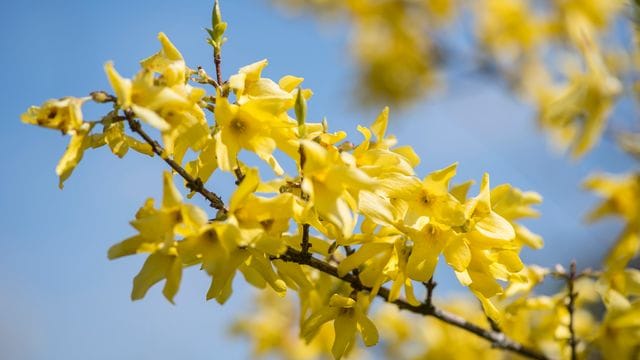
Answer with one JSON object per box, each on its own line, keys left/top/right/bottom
{"left": 298, "top": 143, "right": 311, "bottom": 257}
{"left": 423, "top": 277, "right": 437, "bottom": 310}
{"left": 214, "top": 51, "right": 222, "bottom": 86}
{"left": 300, "top": 223, "right": 311, "bottom": 258}
{"left": 124, "top": 111, "right": 226, "bottom": 212}
{"left": 567, "top": 261, "right": 578, "bottom": 360}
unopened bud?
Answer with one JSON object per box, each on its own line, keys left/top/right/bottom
{"left": 90, "top": 91, "right": 114, "bottom": 103}
{"left": 295, "top": 87, "right": 307, "bottom": 127}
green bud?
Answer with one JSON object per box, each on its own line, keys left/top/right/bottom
{"left": 207, "top": 0, "right": 227, "bottom": 50}
{"left": 212, "top": 0, "right": 223, "bottom": 30}
{"left": 295, "top": 87, "right": 307, "bottom": 127}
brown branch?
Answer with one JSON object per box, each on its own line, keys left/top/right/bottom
{"left": 298, "top": 144, "right": 311, "bottom": 257}
{"left": 300, "top": 223, "right": 311, "bottom": 257}
{"left": 567, "top": 261, "right": 578, "bottom": 360}
{"left": 124, "top": 110, "right": 226, "bottom": 212}
{"left": 423, "top": 277, "right": 436, "bottom": 310}
{"left": 277, "top": 248, "right": 549, "bottom": 360}
{"left": 214, "top": 51, "right": 222, "bottom": 86}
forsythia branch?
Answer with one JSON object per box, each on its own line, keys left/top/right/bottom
{"left": 276, "top": 247, "right": 550, "bottom": 360}
{"left": 121, "top": 109, "right": 548, "bottom": 360}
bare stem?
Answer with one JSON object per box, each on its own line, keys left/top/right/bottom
{"left": 567, "top": 261, "right": 578, "bottom": 360}
{"left": 298, "top": 144, "right": 311, "bottom": 257}
{"left": 124, "top": 111, "right": 226, "bottom": 212}
{"left": 423, "top": 277, "right": 437, "bottom": 309}
{"left": 214, "top": 50, "right": 222, "bottom": 86}
{"left": 300, "top": 223, "right": 311, "bottom": 257}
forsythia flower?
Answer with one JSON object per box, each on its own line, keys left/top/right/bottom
{"left": 338, "top": 234, "right": 421, "bottom": 306}
{"left": 21, "top": 97, "right": 92, "bottom": 188}
{"left": 537, "top": 16, "right": 622, "bottom": 158}
{"left": 21, "top": 97, "right": 86, "bottom": 134}
{"left": 215, "top": 59, "right": 311, "bottom": 175}
{"left": 105, "top": 32, "right": 210, "bottom": 163}
{"left": 491, "top": 183, "right": 544, "bottom": 249}
{"left": 300, "top": 140, "right": 374, "bottom": 239}
{"left": 476, "top": 0, "right": 548, "bottom": 57}
{"left": 89, "top": 121, "right": 154, "bottom": 158}
{"left": 24, "top": 2, "right": 640, "bottom": 358}
{"left": 301, "top": 293, "right": 378, "bottom": 360}
{"left": 584, "top": 172, "right": 640, "bottom": 271}
{"left": 108, "top": 171, "right": 208, "bottom": 303}
{"left": 594, "top": 300, "right": 640, "bottom": 359}
{"left": 214, "top": 94, "right": 289, "bottom": 175}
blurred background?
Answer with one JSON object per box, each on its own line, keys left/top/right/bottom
{"left": 0, "top": 0, "right": 635, "bottom": 359}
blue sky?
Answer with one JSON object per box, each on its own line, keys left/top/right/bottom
{"left": 0, "top": 1, "right": 635, "bottom": 359}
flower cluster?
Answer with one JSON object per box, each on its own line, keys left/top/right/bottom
{"left": 21, "top": 2, "right": 640, "bottom": 359}
{"left": 275, "top": 0, "right": 631, "bottom": 158}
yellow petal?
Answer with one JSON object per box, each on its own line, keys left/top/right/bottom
{"left": 497, "top": 250, "right": 524, "bottom": 272}
{"left": 370, "top": 106, "right": 389, "bottom": 141}
{"left": 131, "top": 105, "right": 170, "bottom": 131}
{"left": 104, "top": 62, "right": 132, "bottom": 107}
{"left": 329, "top": 294, "right": 356, "bottom": 308}
{"left": 56, "top": 127, "right": 89, "bottom": 189}
{"left": 300, "top": 307, "right": 337, "bottom": 343}
{"left": 108, "top": 235, "right": 146, "bottom": 259}
{"left": 131, "top": 252, "right": 181, "bottom": 302}
{"left": 161, "top": 172, "right": 182, "bottom": 208}
{"left": 356, "top": 310, "right": 379, "bottom": 346}
{"left": 443, "top": 236, "right": 471, "bottom": 272}
{"left": 278, "top": 75, "right": 304, "bottom": 92}
{"left": 338, "top": 243, "right": 390, "bottom": 277}
{"left": 157, "top": 32, "right": 183, "bottom": 60}
{"left": 472, "top": 211, "right": 515, "bottom": 245}
{"left": 332, "top": 312, "right": 357, "bottom": 360}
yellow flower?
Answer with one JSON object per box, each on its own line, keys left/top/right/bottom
{"left": 406, "top": 222, "right": 456, "bottom": 282}
{"left": 476, "top": 0, "right": 547, "bottom": 56}
{"left": 229, "top": 59, "right": 294, "bottom": 112}
{"left": 595, "top": 300, "right": 640, "bottom": 359}
{"left": 90, "top": 121, "right": 154, "bottom": 158}
{"left": 231, "top": 290, "right": 334, "bottom": 360}
{"left": 584, "top": 172, "right": 640, "bottom": 271}
{"left": 214, "top": 95, "right": 289, "bottom": 175}
{"left": 554, "top": 0, "right": 624, "bottom": 30}
{"left": 393, "top": 162, "right": 465, "bottom": 227}
{"left": 584, "top": 172, "right": 640, "bottom": 224}
{"left": 140, "top": 32, "right": 187, "bottom": 87}
{"left": 21, "top": 97, "right": 87, "bottom": 134}
{"left": 222, "top": 167, "right": 302, "bottom": 254}
{"left": 108, "top": 171, "right": 209, "bottom": 303}
{"left": 338, "top": 234, "right": 421, "bottom": 306}
{"left": 353, "top": 107, "right": 420, "bottom": 183}
{"left": 597, "top": 267, "right": 640, "bottom": 310}
{"left": 490, "top": 183, "right": 544, "bottom": 249}
{"left": 301, "top": 293, "right": 378, "bottom": 360}
{"left": 452, "top": 174, "right": 522, "bottom": 321}
{"left": 104, "top": 33, "right": 210, "bottom": 162}
{"left": 538, "top": 16, "right": 622, "bottom": 158}
{"left": 300, "top": 140, "right": 373, "bottom": 239}
{"left": 185, "top": 137, "right": 217, "bottom": 187}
